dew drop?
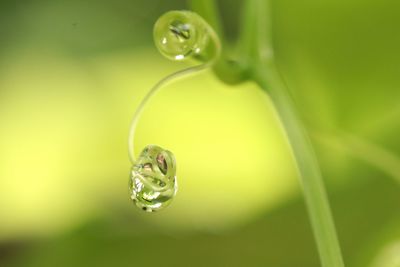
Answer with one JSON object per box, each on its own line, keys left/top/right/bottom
{"left": 153, "top": 11, "right": 209, "bottom": 61}
{"left": 129, "top": 145, "right": 177, "bottom": 212}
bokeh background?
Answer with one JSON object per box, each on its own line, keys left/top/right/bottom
{"left": 1, "top": 0, "right": 399, "bottom": 266}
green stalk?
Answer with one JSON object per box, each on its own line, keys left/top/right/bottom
{"left": 242, "top": 1, "right": 344, "bottom": 266}
{"left": 242, "top": 1, "right": 345, "bottom": 266}
{"left": 255, "top": 62, "right": 345, "bottom": 267}
{"left": 191, "top": 0, "right": 346, "bottom": 266}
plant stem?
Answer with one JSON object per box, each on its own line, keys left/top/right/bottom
{"left": 191, "top": 0, "right": 345, "bottom": 266}
{"left": 255, "top": 62, "right": 344, "bottom": 267}
{"left": 244, "top": 1, "right": 345, "bottom": 266}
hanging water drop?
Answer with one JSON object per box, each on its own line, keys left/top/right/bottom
{"left": 153, "top": 11, "right": 215, "bottom": 61}
{"left": 129, "top": 145, "right": 177, "bottom": 212}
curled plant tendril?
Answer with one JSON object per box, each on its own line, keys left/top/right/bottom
{"left": 128, "top": 11, "right": 221, "bottom": 212}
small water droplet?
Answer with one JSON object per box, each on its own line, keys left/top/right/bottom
{"left": 153, "top": 11, "right": 209, "bottom": 61}
{"left": 129, "top": 145, "right": 177, "bottom": 212}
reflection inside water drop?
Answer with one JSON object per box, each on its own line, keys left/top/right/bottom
{"left": 169, "top": 20, "right": 191, "bottom": 42}
{"left": 129, "top": 145, "right": 177, "bottom": 212}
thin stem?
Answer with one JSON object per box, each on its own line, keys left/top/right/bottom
{"left": 255, "top": 63, "right": 344, "bottom": 267}
{"left": 242, "top": 1, "right": 345, "bottom": 266}
{"left": 128, "top": 63, "right": 213, "bottom": 163}
{"left": 190, "top": 0, "right": 345, "bottom": 265}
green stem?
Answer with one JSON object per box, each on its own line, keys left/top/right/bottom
{"left": 255, "top": 62, "right": 344, "bottom": 267}
{"left": 244, "top": 1, "right": 345, "bottom": 266}
{"left": 191, "top": 0, "right": 345, "bottom": 266}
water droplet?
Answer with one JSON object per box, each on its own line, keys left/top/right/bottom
{"left": 129, "top": 145, "right": 177, "bottom": 212}
{"left": 153, "top": 11, "right": 209, "bottom": 61}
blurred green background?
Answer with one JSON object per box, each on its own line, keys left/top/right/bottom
{"left": 0, "top": 0, "right": 399, "bottom": 266}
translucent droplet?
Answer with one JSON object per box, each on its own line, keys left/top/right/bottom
{"left": 153, "top": 11, "right": 209, "bottom": 61}
{"left": 129, "top": 145, "right": 177, "bottom": 212}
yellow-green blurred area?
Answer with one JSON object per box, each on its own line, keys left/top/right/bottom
{"left": 0, "top": 0, "right": 399, "bottom": 266}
